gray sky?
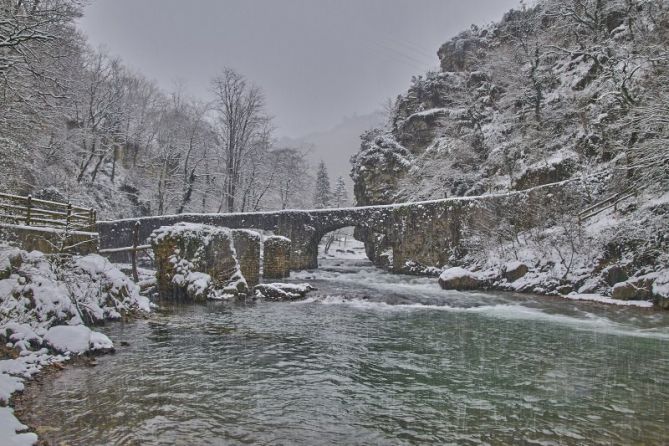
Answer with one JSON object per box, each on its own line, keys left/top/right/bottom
{"left": 79, "top": 0, "right": 521, "bottom": 138}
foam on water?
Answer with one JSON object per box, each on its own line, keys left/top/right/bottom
{"left": 292, "top": 285, "right": 669, "bottom": 341}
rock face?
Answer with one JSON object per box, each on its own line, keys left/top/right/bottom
{"left": 351, "top": 130, "right": 413, "bottom": 206}
{"left": 438, "top": 267, "right": 483, "bottom": 291}
{"left": 232, "top": 229, "right": 261, "bottom": 287}
{"left": 512, "top": 154, "right": 578, "bottom": 191}
{"left": 263, "top": 236, "right": 291, "bottom": 279}
{"left": 437, "top": 33, "right": 485, "bottom": 72}
{"left": 150, "top": 223, "right": 249, "bottom": 301}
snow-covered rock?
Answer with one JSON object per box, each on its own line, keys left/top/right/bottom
{"left": 254, "top": 283, "right": 316, "bottom": 301}
{"left": 438, "top": 267, "right": 483, "bottom": 291}
{"left": 612, "top": 279, "right": 653, "bottom": 301}
{"left": 44, "top": 325, "right": 113, "bottom": 354}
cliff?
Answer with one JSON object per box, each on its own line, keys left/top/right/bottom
{"left": 351, "top": 0, "right": 669, "bottom": 303}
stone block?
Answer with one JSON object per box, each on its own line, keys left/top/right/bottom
{"left": 232, "top": 229, "right": 261, "bottom": 287}
{"left": 263, "top": 236, "right": 291, "bottom": 279}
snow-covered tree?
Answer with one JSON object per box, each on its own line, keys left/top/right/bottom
{"left": 211, "top": 68, "right": 271, "bottom": 212}
{"left": 332, "top": 176, "right": 349, "bottom": 208}
{"left": 313, "top": 161, "right": 331, "bottom": 209}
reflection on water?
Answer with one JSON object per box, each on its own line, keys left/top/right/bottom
{"left": 23, "top": 259, "right": 669, "bottom": 445}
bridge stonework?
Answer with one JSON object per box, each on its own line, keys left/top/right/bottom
{"left": 97, "top": 182, "right": 572, "bottom": 272}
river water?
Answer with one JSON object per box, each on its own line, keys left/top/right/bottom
{"left": 23, "top": 258, "right": 669, "bottom": 445}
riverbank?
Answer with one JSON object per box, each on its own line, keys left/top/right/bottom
{"left": 436, "top": 264, "right": 669, "bottom": 310}
{"left": 0, "top": 245, "right": 151, "bottom": 445}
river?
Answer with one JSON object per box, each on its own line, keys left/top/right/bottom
{"left": 20, "top": 257, "right": 669, "bottom": 445}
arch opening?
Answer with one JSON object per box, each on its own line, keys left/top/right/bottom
{"left": 316, "top": 226, "right": 369, "bottom": 267}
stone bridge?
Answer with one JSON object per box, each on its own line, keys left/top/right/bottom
{"left": 97, "top": 181, "right": 572, "bottom": 272}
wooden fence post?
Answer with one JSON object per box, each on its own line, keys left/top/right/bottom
{"left": 89, "top": 208, "right": 96, "bottom": 232}
{"left": 131, "top": 221, "right": 140, "bottom": 283}
{"left": 26, "top": 195, "right": 32, "bottom": 226}
{"left": 66, "top": 203, "right": 72, "bottom": 229}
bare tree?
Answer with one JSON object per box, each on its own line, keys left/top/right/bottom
{"left": 211, "top": 68, "right": 270, "bottom": 212}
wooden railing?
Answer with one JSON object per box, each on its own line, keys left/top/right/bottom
{"left": 0, "top": 192, "right": 97, "bottom": 232}
{"left": 98, "top": 221, "right": 150, "bottom": 282}
{"left": 578, "top": 187, "right": 637, "bottom": 223}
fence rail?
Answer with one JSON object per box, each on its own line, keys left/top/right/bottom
{"left": 0, "top": 192, "right": 96, "bottom": 232}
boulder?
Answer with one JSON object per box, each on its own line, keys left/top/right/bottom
{"left": 0, "top": 247, "right": 22, "bottom": 279}
{"left": 438, "top": 267, "right": 482, "bottom": 291}
{"left": 503, "top": 261, "right": 529, "bottom": 282}
{"left": 601, "top": 264, "right": 629, "bottom": 287}
{"left": 44, "top": 325, "right": 114, "bottom": 355}
{"left": 651, "top": 271, "right": 669, "bottom": 310}
{"left": 612, "top": 278, "right": 653, "bottom": 301}
{"left": 556, "top": 284, "right": 574, "bottom": 295}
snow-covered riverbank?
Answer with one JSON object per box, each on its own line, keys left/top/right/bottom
{"left": 0, "top": 246, "right": 151, "bottom": 445}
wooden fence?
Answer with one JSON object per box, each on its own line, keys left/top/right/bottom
{"left": 0, "top": 192, "right": 96, "bottom": 232}
{"left": 578, "top": 187, "right": 637, "bottom": 222}
{"left": 98, "top": 221, "right": 151, "bottom": 282}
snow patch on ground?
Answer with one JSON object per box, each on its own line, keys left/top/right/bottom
{"left": 0, "top": 407, "right": 37, "bottom": 446}
{"left": 564, "top": 293, "right": 654, "bottom": 308}
{"left": 44, "top": 325, "right": 113, "bottom": 354}
{"left": 439, "top": 267, "right": 479, "bottom": 282}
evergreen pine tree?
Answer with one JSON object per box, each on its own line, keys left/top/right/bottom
{"left": 332, "top": 176, "right": 348, "bottom": 208}
{"left": 313, "top": 161, "right": 331, "bottom": 209}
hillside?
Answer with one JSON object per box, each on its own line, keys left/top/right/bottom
{"left": 351, "top": 0, "right": 669, "bottom": 303}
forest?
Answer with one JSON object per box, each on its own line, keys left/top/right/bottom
{"left": 0, "top": 0, "right": 349, "bottom": 219}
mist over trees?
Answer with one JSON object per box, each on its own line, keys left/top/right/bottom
{"left": 0, "top": 0, "right": 315, "bottom": 218}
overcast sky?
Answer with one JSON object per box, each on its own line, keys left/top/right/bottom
{"left": 79, "top": 0, "right": 521, "bottom": 138}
